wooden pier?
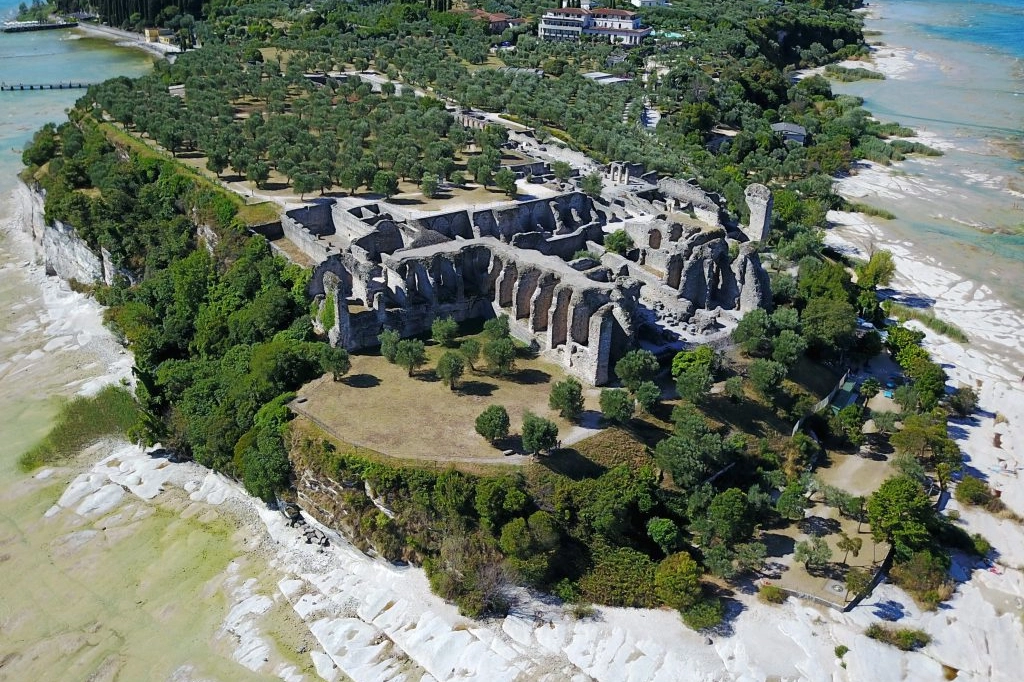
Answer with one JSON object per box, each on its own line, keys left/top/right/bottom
{"left": 0, "top": 82, "right": 92, "bottom": 92}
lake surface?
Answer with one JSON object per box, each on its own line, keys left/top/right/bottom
{"left": 0, "top": 12, "right": 309, "bottom": 681}
{"left": 833, "top": 0, "right": 1024, "bottom": 311}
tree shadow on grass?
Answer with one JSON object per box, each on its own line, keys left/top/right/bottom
{"left": 798, "top": 516, "right": 842, "bottom": 537}
{"left": 343, "top": 373, "right": 381, "bottom": 388}
{"left": 510, "top": 368, "right": 552, "bottom": 385}
{"left": 494, "top": 435, "right": 524, "bottom": 455}
{"left": 387, "top": 196, "right": 426, "bottom": 206}
{"left": 762, "top": 533, "right": 796, "bottom": 558}
{"left": 538, "top": 447, "right": 607, "bottom": 481}
{"left": 459, "top": 380, "right": 498, "bottom": 397}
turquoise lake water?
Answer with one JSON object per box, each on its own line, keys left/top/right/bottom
{"left": 833, "top": 0, "right": 1024, "bottom": 311}
{"left": 0, "top": 2, "right": 154, "bottom": 194}
{"left": 0, "top": 5, "right": 152, "bottom": 463}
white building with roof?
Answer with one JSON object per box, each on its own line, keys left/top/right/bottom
{"left": 538, "top": 6, "right": 652, "bottom": 45}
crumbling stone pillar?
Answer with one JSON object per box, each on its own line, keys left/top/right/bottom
{"left": 495, "top": 260, "right": 518, "bottom": 309}
{"left": 743, "top": 183, "right": 772, "bottom": 242}
{"left": 588, "top": 304, "right": 614, "bottom": 386}
{"left": 549, "top": 286, "right": 572, "bottom": 347}
{"left": 513, "top": 269, "right": 541, "bottom": 320}
{"left": 530, "top": 275, "right": 557, "bottom": 334}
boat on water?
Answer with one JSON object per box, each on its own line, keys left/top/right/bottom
{"left": 2, "top": 20, "right": 79, "bottom": 33}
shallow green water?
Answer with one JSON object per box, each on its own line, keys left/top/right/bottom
{"left": 0, "top": 21, "right": 319, "bottom": 681}
{"left": 833, "top": 0, "right": 1024, "bottom": 312}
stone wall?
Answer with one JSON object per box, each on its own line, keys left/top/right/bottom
{"left": 312, "top": 236, "right": 634, "bottom": 384}
{"left": 657, "top": 177, "right": 724, "bottom": 226}
{"left": 285, "top": 202, "right": 334, "bottom": 236}
{"left": 282, "top": 212, "right": 333, "bottom": 263}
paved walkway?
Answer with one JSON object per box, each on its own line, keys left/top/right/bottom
{"left": 75, "top": 23, "right": 181, "bottom": 60}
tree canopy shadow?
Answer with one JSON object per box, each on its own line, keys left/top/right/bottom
{"left": 879, "top": 289, "right": 936, "bottom": 309}
{"left": 798, "top": 516, "right": 842, "bottom": 537}
{"left": 458, "top": 380, "right": 498, "bottom": 397}
{"left": 705, "top": 593, "right": 746, "bottom": 638}
{"left": 762, "top": 533, "right": 796, "bottom": 558}
{"left": 872, "top": 598, "right": 907, "bottom": 621}
{"left": 576, "top": 409, "right": 603, "bottom": 430}
{"left": 511, "top": 368, "right": 551, "bottom": 385}
{"left": 343, "top": 373, "right": 381, "bottom": 388}
{"left": 806, "top": 561, "right": 846, "bottom": 580}
{"left": 495, "top": 434, "right": 524, "bottom": 454}
{"left": 538, "top": 447, "right": 607, "bottom": 480}
{"left": 387, "top": 196, "right": 426, "bottom": 206}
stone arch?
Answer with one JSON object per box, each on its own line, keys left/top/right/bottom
{"left": 309, "top": 256, "right": 353, "bottom": 299}
{"left": 666, "top": 256, "right": 683, "bottom": 290}
{"left": 431, "top": 256, "right": 460, "bottom": 304}
{"left": 530, "top": 275, "right": 557, "bottom": 333}
{"left": 648, "top": 229, "right": 662, "bottom": 250}
{"left": 570, "top": 300, "right": 591, "bottom": 346}
{"left": 514, "top": 269, "right": 541, "bottom": 320}
{"left": 549, "top": 287, "right": 572, "bottom": 347}
{"left": 496, "top": 260, "right": 518, "bottom": 309}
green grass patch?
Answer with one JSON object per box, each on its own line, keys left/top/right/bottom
{"left": 824, "top": 64, "right": 885, "bottom": 82}
{"left": 865, "top": 623, "right": 931, "bottom": 650}
{"left": 883, "top": 301, "right": 969, "bottom": 343}
{"left": 759, "top": 584, "right": 787, "bottom": 604}
{"left": 889, "top": 139, "right": 943, "bottom": 157}
{"left": 573, "top": 427, "right": 652, "bottom": 471}
{"left": 843, "top": 201, "right": 896, "bottom": 220}
{"left": 19, "top": 385, "right": 140, "bottom": 471}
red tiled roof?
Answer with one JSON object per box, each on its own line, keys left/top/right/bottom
{"left": 546, "top": 7, "right": 590, "bottom": 15}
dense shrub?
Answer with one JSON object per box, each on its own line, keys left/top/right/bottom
{"left": 19, "top": 385, "right": 140, "bottom": 471}
{"left": 889, "top": 551, "right": 952, "bottom": 610}
{"left": 954, "top": 475, "right": 992, "bottom": 506}
{"left": 758, "top": 584, "right": 787, "bottom": 604}
{"left": 579, "top": 547, "right": 658, "bottom": 608}
{"left": 865, "top": 623, "right": 931, "bottom": 651}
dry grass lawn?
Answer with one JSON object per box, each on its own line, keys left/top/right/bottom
{"left": 817, "top": 450, "right": 895, "bottom": 497}
{"left": 293, "top": 338, "right": 601, "bottom": 464}
{"left": 765, "top": 502, "right": 888, "bottom": 608}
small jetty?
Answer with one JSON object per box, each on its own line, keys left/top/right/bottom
{"left": 1, "top": 20, "right": 78, "bottom": 33}
{"left": 1, "top": 82, "right": 92, "bottom": 92}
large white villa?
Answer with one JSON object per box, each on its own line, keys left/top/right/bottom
{"left": 537, "top": 4, "right": 653, "bottom": 45}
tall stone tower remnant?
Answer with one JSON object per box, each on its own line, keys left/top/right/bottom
{"left": 743, "top": 183, "right": 772, "bottom": 243}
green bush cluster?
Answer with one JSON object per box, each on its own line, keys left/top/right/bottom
{"left": 865, "top": 624, "right": 931, "bottom": 651}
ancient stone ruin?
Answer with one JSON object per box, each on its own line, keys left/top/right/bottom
{"left": 270, "top": 168, "right": 773, "bottom": 386}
